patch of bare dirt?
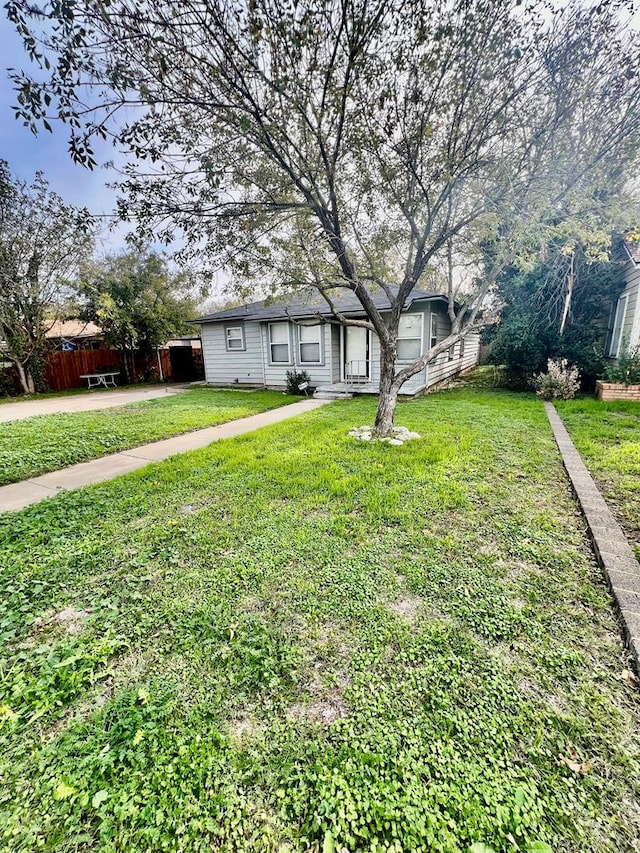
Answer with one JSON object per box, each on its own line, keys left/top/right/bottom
{"left": 110, "top": 650, "right": 150, "bottom": 686}
{"left": 230, "top": 716, "right": 261, "bottom": 743}
{"left": 53, "top": 606, "right": 91, "bottom": 634}
{"left": 386, "top": 595, "right": 422, "bottom": 624}
{"left": 240, "top": 594, "right": 264, "bottom": 615}
{"left": 477, "top": 541, "right": 501, "bottom": 557}
{"left": 287, "top": 690, "right": 349, "bottom": 724}
{"left": 32, "top": 605, "right": 91, "bottom": 636}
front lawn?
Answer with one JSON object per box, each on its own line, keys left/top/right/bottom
{"left": 556, "top": 397, "right": 640, "bottom": 558}
{"left": 0, "top": 390, "right": 638, "bottom": 852}
{"left": 0, "top": 388, "right": 295, "bottom": 486}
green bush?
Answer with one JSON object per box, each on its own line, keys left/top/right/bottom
{"left": 285, "top": 369, "right": 311, "bottom": 395}
{"left": 532, "top": 358, "right": 581, "bottom": 400}
{"left": 604, "top": 345, "right": 640, "bottom": 385}
{"left": 0, "top": 368, "right": 19, "bottom": 397}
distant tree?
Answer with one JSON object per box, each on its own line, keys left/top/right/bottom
{"left": 487, "top": 241, "right": 625, "bottom": 388}
{"left": 77, "top": 252, "right": 197, "bottom": 381}
{"left": 7, "top": 0, "right": 640, "bottom": 431}
{"left": 0, "top": 161, "right": 93, "bottom": 394}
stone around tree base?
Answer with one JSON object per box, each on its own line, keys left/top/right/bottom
{"left": 348, "top": 425, "right": 421, "bottom": 445}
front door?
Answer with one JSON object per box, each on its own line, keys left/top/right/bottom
{"left": 344, "top": 327, "right": 369, "bottom": 381}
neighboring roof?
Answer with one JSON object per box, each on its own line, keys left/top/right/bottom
{"left": 45, "top": 320, "right": 102, "bottom": 339}
{"left": 193, "top": 284, "right": 445, "bottom": 324}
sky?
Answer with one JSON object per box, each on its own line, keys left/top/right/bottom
{"left": 0, "top": 14, "right": 132, "bottom": 255}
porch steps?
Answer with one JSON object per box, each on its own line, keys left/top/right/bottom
{"left": 313, "top": 388, "right": 354, "bottom": 400}
{"left": 313, "top": 381, "right": 377, "bottom": 400}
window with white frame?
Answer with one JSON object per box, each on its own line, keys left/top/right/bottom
{"left": 429, "top": 314, "right": 438, "bottom": 350}
{"left": 269, "top": 322, "right": 291, "bottom": 363}
{"left": 609, "top": 294, "right": 628, "bottom": 358}
{"left": 298, "top": 324, "right": 322, "bottom": 364}
{"left": 224, "top": 324, "right": 245, "bottom": 351}
{"left": 397, "top": 313, "right": 423, "bottom": 360}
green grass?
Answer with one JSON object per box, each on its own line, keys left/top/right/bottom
{"left": 1, "top": 390, "right": 639, "bottom": 852}
{"left": 0, "top": 388, "right": 296, "bottom": 485}
{"left": 556, "top": 397, "right": 640, "bottom": 558}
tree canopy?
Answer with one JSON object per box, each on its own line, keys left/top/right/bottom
{"left": 486, "top": 243, "right": 626, "bottom": 389}
{"left": 7, "top": 0, "right": 640, "bottom": 427}
{"left": 77, "top": 252, "right": 197, "bottom": 381}
{"left": 0, "top": 161, "right": 93, "bottom": 393}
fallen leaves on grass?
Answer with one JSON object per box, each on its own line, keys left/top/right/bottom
{"left": 560, "top": 745, "right": 593, "bottom": 775}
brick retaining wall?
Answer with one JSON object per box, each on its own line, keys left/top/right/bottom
{"left": 596, "top": 381, "right": 640, "bottom": 402}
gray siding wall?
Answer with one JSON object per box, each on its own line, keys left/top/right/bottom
{"left": 331, "top": 324, "right": 341, "bottom": 381}
{"left": 425, "top": 302, "right": 480, "bottom": 389}
{"left": 623, "top": 264, "right": 640, "bottom": 350}
{"left": 261, "top": 322, "right": 334, "bottom": 388}
{"left": 608, "top": 261, "right": 640, "bottom": 361}
{"left": 349, "top": 299, "right": 479, "bottom": 393}
{"left": 426, "top": 333, "right": 480, "bottom": 387}
{"left": 201, "top": 321, "right": 265, "bottom": 386}
{"left": 368, "top": 303, "right": 429, "bottom": 394}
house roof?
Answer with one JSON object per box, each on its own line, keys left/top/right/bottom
{"left": 622, "top": 239, "right": 640, "bottom": 265}
{"left": 193, "top": 284, "right": 446, "bottom": 324}
{"left": 45, "top": 320, "right": 102, "bottom": 339}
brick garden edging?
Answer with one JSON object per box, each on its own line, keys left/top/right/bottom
{"left": 545, "top": 402, "right": 640, "bottom": 672}
{"left": 596, "top": 380, "right": 640, "bottom": 402}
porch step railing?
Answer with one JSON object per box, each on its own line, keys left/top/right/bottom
{"left": 345, "top": 360, "right": 370, "bottom": 384}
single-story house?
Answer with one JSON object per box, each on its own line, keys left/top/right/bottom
{"left": 193, "top": 285, "right": 480, "bottom": 396}
{"left": 608, "top": 240, "right": 640, "bottom": 361}
{"left": 607, "top": 239, "right": 640, "bottom": 361}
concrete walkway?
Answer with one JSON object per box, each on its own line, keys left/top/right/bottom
{"left": 545, "top": 402, "right": 640, "bottom": 672}
{"left": 0, "top": 386, "right": 185, "bottom": 423}
{"left": 0, "top": 399, "right": 330, "bottom": 513}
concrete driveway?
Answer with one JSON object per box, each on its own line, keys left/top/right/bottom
{"left": 0, "top": 386, "right": 185, "bottom": 423}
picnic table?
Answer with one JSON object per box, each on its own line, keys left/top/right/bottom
{"left": 79, "top": 371, "right": 120, "bottom": 390}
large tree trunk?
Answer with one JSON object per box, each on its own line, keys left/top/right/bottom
{"left": 15, "top": 360, "right": 35, "bottom": 395}
{"left": 373, "top": 344, "right": 401, "bottom": 437}
{"left": 120, "top": 348, "right": 133, "bottom": 383}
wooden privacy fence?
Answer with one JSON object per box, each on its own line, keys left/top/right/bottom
{"left": 45, "top": 350, "right": 124, "bottom": 391}
{"left": 44, "top": 348, "right": 187, "bottom": 391}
